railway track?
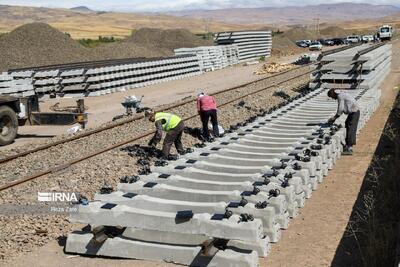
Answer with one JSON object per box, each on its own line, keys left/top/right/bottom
{"left": 0, "top": 44, "right": 362, "bottom": 193}
{"left": 0, "top": 64, "right": 312, "bottom": 165}
{"left": 0, "top": 67, "right": 312, "bottom": 191}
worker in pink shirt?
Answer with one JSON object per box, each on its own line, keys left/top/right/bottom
{"left": 197, "top": 92, "right": 219, "bottom": 142}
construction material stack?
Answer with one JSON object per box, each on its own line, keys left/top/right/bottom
{"left": 310, "top": 43, "right": 392, "bottom": 91}
{"left": 0, "top": 72, "right": 34, "bottom": 97}
{"left": 215, "top": 31, "right": 272, "bottom": 62}
{"left": 3, "top": 55, "right": 202, "bottom": 98}
{"left": 174, "top": 45, "right": 239, "bottom": 72}
{"left": 65, "top": 55, "right": 384, "bottom": 265}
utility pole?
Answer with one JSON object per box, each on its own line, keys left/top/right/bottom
{"left": 314, "top": 18, "right": 320, "bottom": 38}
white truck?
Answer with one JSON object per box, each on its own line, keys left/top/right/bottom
{"left": 378, "top": 25, "right": 393, "bottom": 41}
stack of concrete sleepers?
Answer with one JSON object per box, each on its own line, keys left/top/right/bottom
{"left": 175, "top": 46, "right": 226, "bottom": 71}
{"left": 215, "top": 31, "right": 272, "bottom": 62}
{"left": 0, "top": 72, "right": 35, "bottom": 97}
{"left": 83, "top": 55, "right": 202, "bottom": 97}
{"left": 5, "top": 55, "right": 202, "bottom": 98}
{"left": 220, "top": 44, "right": 240, "bottom": 67}
{"left": 310, "top": 43, "right": 392, "bottom": 90}
{"left": 65, "top": 83, "right": 381, "bottom": 265}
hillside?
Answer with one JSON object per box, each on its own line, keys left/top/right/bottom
{"left": 69, "top": 6, "right": 95, "bottom": 13}
{"left": 0, "top": 5, "right": 254, "bottom": 39}
{"left": 167, "top": 3, "right": 400, "bottom": 26}
{"left": 0, "top": 23, "right": 212, "bottom": 71}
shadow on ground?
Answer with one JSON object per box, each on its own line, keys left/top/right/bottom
{"left": 331, "top": 92, "right": 400, "bottom": 267}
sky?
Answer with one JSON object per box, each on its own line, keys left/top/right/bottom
{"left": 0, "top": 0, "right": 399, "bottom": 12}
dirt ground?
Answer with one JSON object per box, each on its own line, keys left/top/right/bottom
{"left": 3, "top": 43, "right": 394, "bottom": 267}
{"left": 263, "top": 39, "right": 400, "bottom": 267}
{"left": 1, "top": 53, "right": 300, "bottom": 150}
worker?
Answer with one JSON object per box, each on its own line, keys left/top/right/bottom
{"left": 147, "top": 111, "right": 185, "bottom": 159}
{"left": 197, "top": 92, "right": 219, "bottom": 142}
{"left": 327, "top": 89, "right": 360, "bottom": 155}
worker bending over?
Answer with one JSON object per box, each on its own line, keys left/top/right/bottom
{"left": 197, "top": 92, "right": 219, "bottom": 142}
{"left": 327, "top": 89, "right": 360, "bottom": 155}
{"left": 147, "top": 111, "right": 185, "bottom": 159}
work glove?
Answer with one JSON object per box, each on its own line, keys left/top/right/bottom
{"left": 148, "top": 138, "right": 158, "bottom": 147}
{"left": 327, "top": 117, "right": 336, "bottom": 124}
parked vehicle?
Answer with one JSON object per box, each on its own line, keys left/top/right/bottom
{"left": 295, "top": 40, "right": 309, "bottom": 48}
{"left": 378, "top": 25, "right": 393, "bottom": 41}
{"left": 0, "top": 95, "right": 87, "bottom": 145}
{"left": 324, "top": 39, "right": 335, "bottom": 46}
{"left": 309, "top": 41, "right": 323, "bottom": 51}
{"left": 362, "top": 35, "right": 374, "bottom": 43}
{"left": 330, "top": 38, "right": 347, "bottom": 45}
{"left": 347, "top": 36, "right": 360, "bottom": 43}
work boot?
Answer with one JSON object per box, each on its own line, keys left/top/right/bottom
{"left": 342, "top": 146, "right": 353, "bottom": 156}
{"left": 167, "top": 154, "right": 179, "bottom": 161}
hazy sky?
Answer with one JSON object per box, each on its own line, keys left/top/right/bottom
{"left": 0, "top": 0, "right": 399, "bottom": 12}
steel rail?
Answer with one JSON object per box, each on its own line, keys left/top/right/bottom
{"left": 0, "top": 63, "right": 313, "bottom": 164}
{"left": 0, "top": 69, "right": 313, "bottom": 192}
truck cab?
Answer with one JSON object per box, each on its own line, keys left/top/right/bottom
{"left": 0, "top": 95, "right": 87, "bottom": 146}
{"left": 378, "top": 25, "right": 393, "bottom": 41}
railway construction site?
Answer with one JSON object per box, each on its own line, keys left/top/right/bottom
{"left": 0, "top": 6, "right": 400, "bottom": 267}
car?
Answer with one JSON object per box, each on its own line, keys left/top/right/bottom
{"left": 309, "top": 41, "right": 323, "bottom": 51}
{"left": 295, "top": 40, "right": 309, "bottom": 48}
{"left": 347, "top": 36, "right": 360, "bottom": 43}
{"left": 330, "top": 38, "right": 345, "bottom": 45}
{"left": 324, "top": 39, "right": 335, "bottom": 46}
{"left": 362, "top": 35, "right": 374, "bottom": 43}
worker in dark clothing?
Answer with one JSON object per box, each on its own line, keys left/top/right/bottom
{"left": 327, "top": 89, "right": 360, "bottom": 155}
{"left": 197, "top": 92, "right": 219, "bottom": 142}
{"left": 147, "top": 111, "right": 185, "bottom": 159}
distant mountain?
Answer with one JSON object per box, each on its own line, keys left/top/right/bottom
{"left": 70, "top": 6, "right": 95, "bottom": 13}
{"left": 166, "top": 3, "right": 400, "bottom": 26}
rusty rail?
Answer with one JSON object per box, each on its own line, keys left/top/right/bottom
{"left": 0, "top": 68, "right": 313, "bottom": 192}
{"left": 0, "top": 63, "right": 313, "bottom": 164}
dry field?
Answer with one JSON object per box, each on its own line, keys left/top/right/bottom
{"left": 0, "top": 5, "right": 259, "bottom": 39}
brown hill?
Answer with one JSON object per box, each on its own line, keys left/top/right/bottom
{"left": 282, "top": 27, "right": 318, "bottom": 42}
{"left": 167, "top": 3, "right": 400, "bottom": 25}
{"left": 126, "top": 28, "right": 213, "bottom": 50}
{"left": 0, "top": 5, "right": 253, "bottom": 39}
{"left": 0, "top": 23, "right": 216, "bottom": 71}
{"left": 320, "top": 26, "right": 349, "bottom": 38}
{"left": 271, "top": 35, "right": 303, "bottom": 57}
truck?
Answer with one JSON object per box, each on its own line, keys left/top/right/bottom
{"left": 0, "top": 95, "right": 87, "bottom": 145}
{"left": 378, "top": 25, "right": 393, "bottom": 41}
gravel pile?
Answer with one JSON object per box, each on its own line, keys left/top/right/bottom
{"left": 126, "top": 28, "right": 213, "bottom": 51}
{"left": 0, "top": 66, "right": 310, "bottom": 262}
{"left": 0, "top": 24, "right": 213, "bottom": 71}
{"left": 0, "top": 23, "right": 92, "bottom": 72}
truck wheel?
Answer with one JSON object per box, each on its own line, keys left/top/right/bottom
{"left": 0, "top": 105, "right": 18, "bottom": 146}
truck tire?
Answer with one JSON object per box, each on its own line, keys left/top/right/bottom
{"left": 0, "top": 105, "right": 18, "bottom": 145}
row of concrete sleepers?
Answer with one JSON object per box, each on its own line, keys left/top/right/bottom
{"left": 0, "top": 72, "right": 34, "bottom": 97}
{"left": 1, "top": 55, "right": 202, "bottom": 98}
{"left": 65, "top": 83, "right": 381, "bottom": 266}
{"left": 310, "top": 43, "right": 392, "bottom": 90}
